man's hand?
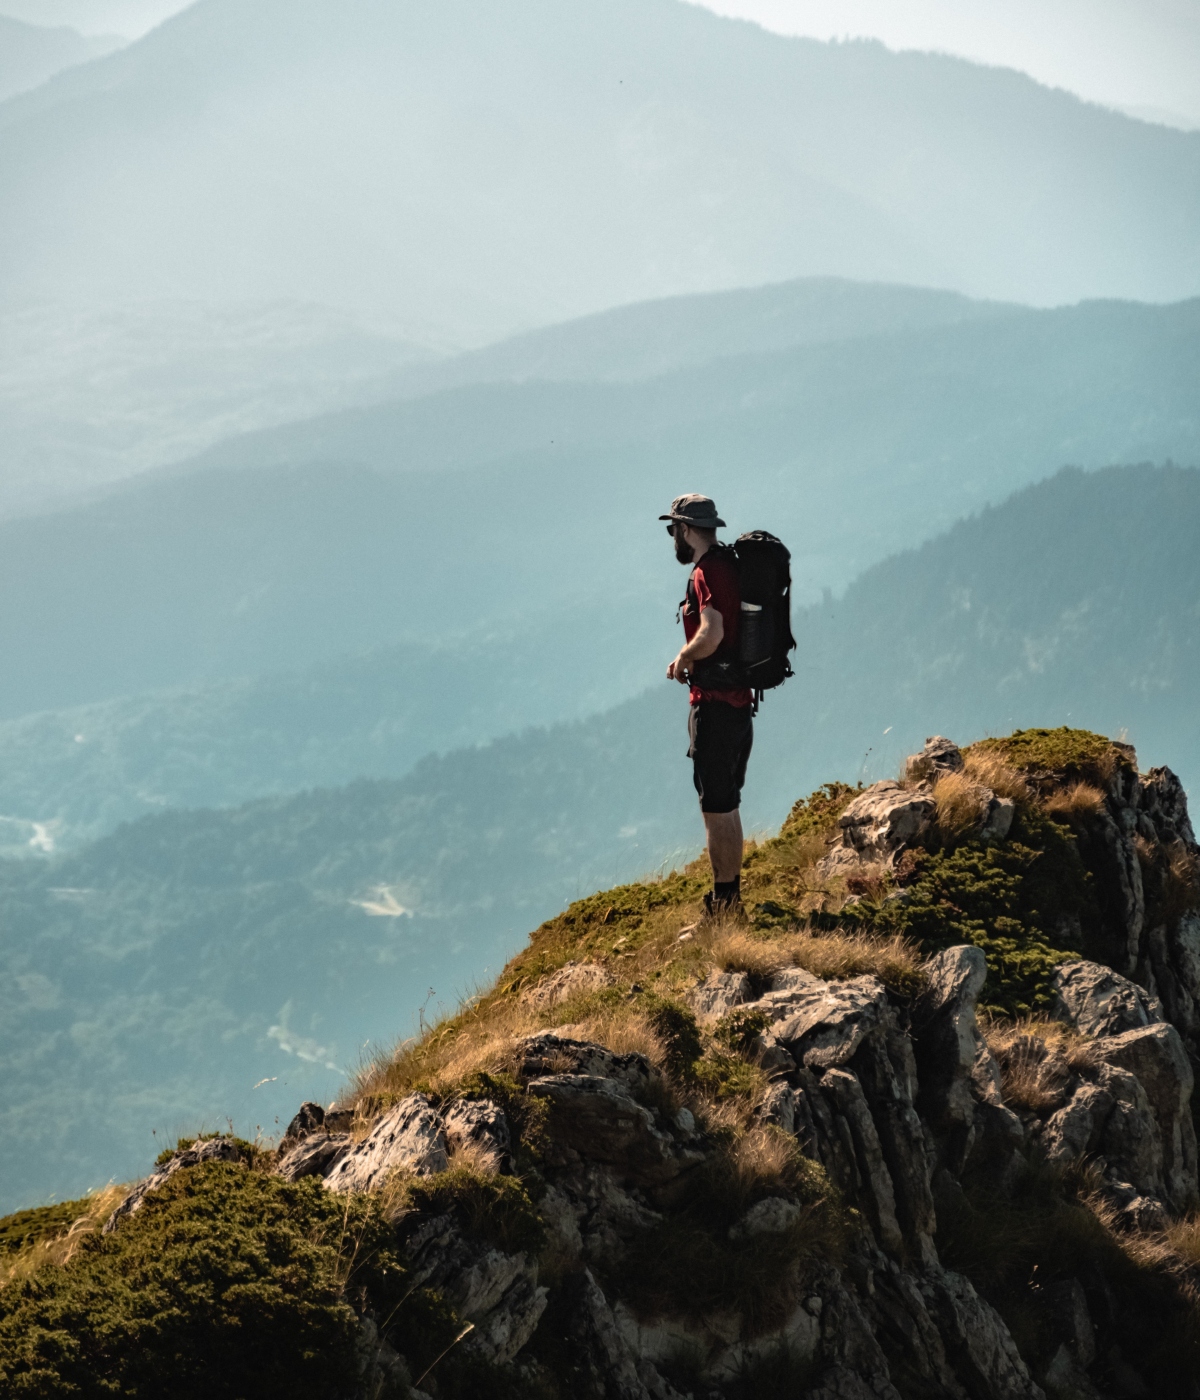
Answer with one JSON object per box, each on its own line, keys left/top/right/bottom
{"left": 667, "top": 607, "right": 723, "bottom": 684}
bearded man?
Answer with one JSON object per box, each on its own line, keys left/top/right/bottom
{"left": 661, "top": 494, "right": 752, "bottom": 915}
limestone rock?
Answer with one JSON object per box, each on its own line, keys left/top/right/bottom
{"left": 914, "top": 945, "right": 1021, "bottom": 1168}
{"left": 1095, "top": 1023, "right": 1199, "bottom": 1213}
{"left": 281, "top": 1100, "right": 327, "bottom": 1148}
{"left": 275, "top": 1131, "right": 351, "bottom": 1182}
{"left": 928, "top": 1268, "right": 1046, "bottom": 1400}
{"left": 522, "top": 961, "right": 615, "bottom": 1011}
{"left": 727, "top": 1195, "right": 804, "bottom": 1242}
{"left": 906, "top": 736, "right": 966, "bottom": 782}
{"left": 105, "top": 1136, "right": 243, "bottom": 1233}
{"left": 567, "top": 1268, "right": 668, "bottom": 1400}
{"left": 526, "top": 1073, "right": 689, "bottom": 1185}
{"left": 686, "top": 968, "right": 752, "bottom": 1024}
{"left": 399, "top": 1212, "right": 547, "bottom": 1364}
{"left": 441, "top": 1097, "right": 512, "bottom": 1173}
{"left": 1052, "top": 961, "right": 1164, "bottom": 1038}
{"left": 516, "top": 1033, "right": 655, "bottom": 1097}
{"left": 324, "top": 1093, "right": 449, "bottom": 1194}
{"left": 821, "top": 1067, "right": 905, "bottom": 1254}
{"left": 743, "top": 973, "right": 889, "bottom": 1071}
{"left": 832, "top": 781, "right": 936, "bottom": 866}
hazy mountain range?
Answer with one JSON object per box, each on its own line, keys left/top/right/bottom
{"left": 3, "top": 461, "right": 1197, "bottom": 1213}
{"left": 0, "top": 14, "right": 121, "bottom": 101}
{"left": 0, "top": 282, "right": 1194, "bottom": 730}
{"left": 1, "top": 0, "right": 1198, "bottom": 518}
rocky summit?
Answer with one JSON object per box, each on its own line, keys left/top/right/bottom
{"left": 2, "top": 728, "right": 1199, "bottom": 1399}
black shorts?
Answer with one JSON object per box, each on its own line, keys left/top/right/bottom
{"left": 687, "top": 700, "right": 753, "bottom": 814}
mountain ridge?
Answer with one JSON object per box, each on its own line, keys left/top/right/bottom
{"left": 1, "top": 0, "right": 1197, "bottom": 343}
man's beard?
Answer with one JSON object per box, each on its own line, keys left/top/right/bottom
{"left": 674, "top": 533, "right": 694, "bottom": 564}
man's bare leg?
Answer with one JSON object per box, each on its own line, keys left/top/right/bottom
{"left": 703, "top": 809, "right": 744, "bottom": 884}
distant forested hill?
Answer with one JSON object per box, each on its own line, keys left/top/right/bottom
{"left": 3, "top": 462, "right": 1198, "bottom": 1213}
{"left": 0, "top": 293, "right": 1195, "bottom": 721}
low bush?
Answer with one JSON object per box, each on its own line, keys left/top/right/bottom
{"left": 0, "top": 1163, "right": 409, "bottom": 1399}
{"left": 971, "top": 727, "right": 1127, "bottom": 789}
{"left": 396, "top": 1167, "right": 545, "bottom": 1256}
{"left": 873, "top": 808, "right": 1095, "bottom": 1016}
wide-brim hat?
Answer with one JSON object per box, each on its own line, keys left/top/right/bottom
{"left": 658, "top": 493, "right": 726, "bottom": 529}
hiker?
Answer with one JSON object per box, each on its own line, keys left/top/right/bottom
{"left": 662, "top": 494, "right": 753, "bottom": 916}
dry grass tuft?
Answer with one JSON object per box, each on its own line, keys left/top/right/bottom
{"left": 1165, "top": 1214, "right": 1200, "bottom": 1268}
{"left": 933, "top": 771, "right": 993, "bottom": 838}
{"left": 707, "top": 927, "right": 924, "bottom": 996}
{"left": 983, "top": 1016, "right": 1098, "bottom": 1114}
{"left": 1042, "top": 782, "right": 1106, "bottom": 820}
{"left": 962, "top": 749, "right": 1031, "bottom": 805}
{"left": 0, "top": 1186, "right": 127, "bottom": 1290}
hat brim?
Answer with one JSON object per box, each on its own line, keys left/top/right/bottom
{"left": 658, "top": 513, "right": 726, "bottom": 528}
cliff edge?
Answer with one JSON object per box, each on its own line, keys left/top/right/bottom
{"left": 3, "top": 728, "right": 1199, "bottom": 1400}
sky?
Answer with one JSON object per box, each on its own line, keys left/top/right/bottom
{"left": 1, "top": 0, "right": 1196, "bottom": 127}
{"left": 694, "top": 0, "right": 1200, "bottom": 127}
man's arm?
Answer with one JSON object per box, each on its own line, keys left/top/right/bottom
{"left": 667, "top": 606, "right": 724, "bottom": 682}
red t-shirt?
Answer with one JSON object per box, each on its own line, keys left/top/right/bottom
{"left": 683, "top": 550, "right": 753, "bottom": 707}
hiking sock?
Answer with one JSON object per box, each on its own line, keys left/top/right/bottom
{"left": 713, "top": 878, "right": 741, "bottom": 908}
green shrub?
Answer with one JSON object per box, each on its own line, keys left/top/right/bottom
{"left": 779, "top": 783, "right": 859, "bottom": 841}
{"left": 971, "top": 728, "right": 1127, "bottom": 787}
{"left": 0, "top": 1162, "right": 412, "bottom": 1399}
{"left": 713, "top": 1007, "right": 772, "bottom": 1055}
{"left": 400, "top": 1167, "right": 545, "bottom": 1256}
{"left": 874, "top": 809, "right": 1095, "bottom": 1016}
{"left": 636, "top": 993, "right": 703, "bottom": 1079}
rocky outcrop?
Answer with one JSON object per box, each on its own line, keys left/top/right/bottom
{"left": 398, "top": 1211, "right": 547, "bottom": 1364}
{"left": 249, "top": 734, "right": 1200, "bottom": 1397}
{"left": 823, "top": 781, "right": 936, "bottom": 872}
{"left": 104, "top": 1136, "right": 244, "bottom": 1232}
{"left": 1052, "top": 961, "right": 1164, "bottom": 1038}
{"left": 325, "top": 1094, "right": 449, "bottom": 1193}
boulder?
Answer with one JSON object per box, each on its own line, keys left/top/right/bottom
{"left": 906, "top": 736, "right": 966, "bottom": 783}
{"left": 515, "top": 1033, "right": 655, "bottom": 1097}
{"left": 1052, "top": 962, "right": 1164, "bottom": 1038}
{"left": 744, "top": 973, "right": 889, "bottom": 1071}
{"left": 324, "top": 1093, "right": 449, "bottom": 1194}
{"left": 1095, "top": 1023, "right": 1199, "bottom": 1213}
{"left": 832, "top": 781, "right": 937, "bottom": 867}
{"left": 275, "top": 1131, "right": 350, "bottom": 1181}
{"left": 686, "top": 968, "right": 752, "bottom": 1024}
{"left": 441, "top": 1097, "right": 512, "bottom": 1173}
{"left": 526, "top": 1073, "right": 689, "bottom": 1186}
{"left": 105, "top": 1136, "right": 243, "bottom": 1233}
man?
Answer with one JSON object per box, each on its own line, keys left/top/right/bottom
{"left": 660, "top": 494, "right": 753, "bottom": 916}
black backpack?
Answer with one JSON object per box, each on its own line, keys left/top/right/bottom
{"left": 686, "top": 532, "right": 796, "bottom": 701}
